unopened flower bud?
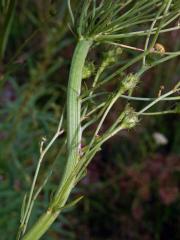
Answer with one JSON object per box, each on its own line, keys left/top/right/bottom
{"left": 121, "top": 73, "right": 139, "bottom": 92}
{"left": 122, "top": 106, "right": 139, "bottom": 129}
{"left": 82, "top": 62, "right": 95, "bottom": 79}
{"left": 153, "top": 43, "right": 166, "bottom": 55}
{"left": 102, "top": 47, "right": 123, "bottom": 68}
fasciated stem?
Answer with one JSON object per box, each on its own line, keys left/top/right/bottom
{"left": 64, "top": 39, "right": 92, "bottom": 181}
{"left": 22, "top": 39, "right": 92, "bottom": 240}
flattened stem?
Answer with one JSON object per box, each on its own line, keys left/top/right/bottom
{"left": 22, "top": 40, "right": 92, "bottom": 240}
{"left": 65, "top": 39, "right": 92, "bottom": 179}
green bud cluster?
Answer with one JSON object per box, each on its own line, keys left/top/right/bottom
{"left": 122, "top": 105, "right": 139, "bottom": 129}
{"left": 101, "top": 47, "right": 123, "bottom": 69}
{"left": 82, "top": 61, "right": 95, "bottom": 79}
{"left": 121, "top": 73, "right": 139, "bottom": 92}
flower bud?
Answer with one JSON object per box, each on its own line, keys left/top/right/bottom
{"left": 154, "top": 43, "right": 166, "bottom": 55}
{"left": 102, "top": 47, "right": 123, "bottom": 68}
{"left": 121, "top": 73, "right": 139, "bottom": 92}
{"left": 122, "top": 105, "right": 139, "bottom": 129}
{"left": 82, "top": 62, "right": 95, "bottom": 79}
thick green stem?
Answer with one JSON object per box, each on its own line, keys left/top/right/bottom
{"left": 64, "top": 39, "right": 92, "bottom": 180}
{"left": 22, "top": 210, "right": 60, "bottom": 240}
{"left": 22, "top": 39, "right": 92, "bottom": 240}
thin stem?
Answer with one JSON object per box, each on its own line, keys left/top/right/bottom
{"left": 91, "top": 92, "right": 120, "bottom": 143}
{"left": 67, "top": 0, "right": 74, "bottom": 25}
{"left": 107, "top": 41, "right": 180, "bottom": 55}
{"left": 96, "top": 25, "right": 180, "bottom": 41}
{"left": 0, "top": 0, "right": 17, "bottom": 60}
{"left": 119, "top": 95, "right": 180, "bottom": 101}
{"left": 143, "top": 0, "right": 168, "bottom": 65}
{"left": 20, "top": 115, "right": 64, "bottom": 236}
{"left": 138, "top": 87, "right": 180, "bottom": 114}
{"left": 82, "top": 102, "right": 105, "bottom": 119}
{"left": 138, "top": 110, "right": 178, "bottom": 115}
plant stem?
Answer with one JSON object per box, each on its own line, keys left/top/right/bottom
{"left": 63, "top": 39, "right": 92, "bottom": 181}
{"left": 53, "top": 39, "right": 92, "bottom": 204}
{"left": 22, "top": 209, "right": 60, "bottom": 240}
{"left": 22, "top": 39, "right": 92, "bottom": 240}
{"left": 0, "top": 0, "right": 17, "bottom": 60}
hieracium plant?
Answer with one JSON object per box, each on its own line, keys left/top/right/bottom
{"left": 17, "top": 0, "right": 180, "bottom": 239}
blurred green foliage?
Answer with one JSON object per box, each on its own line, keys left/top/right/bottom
{"left": 0, "top": 0, "right": 179, "bottom": 239}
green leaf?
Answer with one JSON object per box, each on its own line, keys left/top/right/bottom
{"left": 0, "top": 0, "right": 17, "bottom": 60}
{"left": 20, "top": 194, "right": 27, "bottom": 224}
{"left": 60, "top": 196, "right": 84, "bottom": 211}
